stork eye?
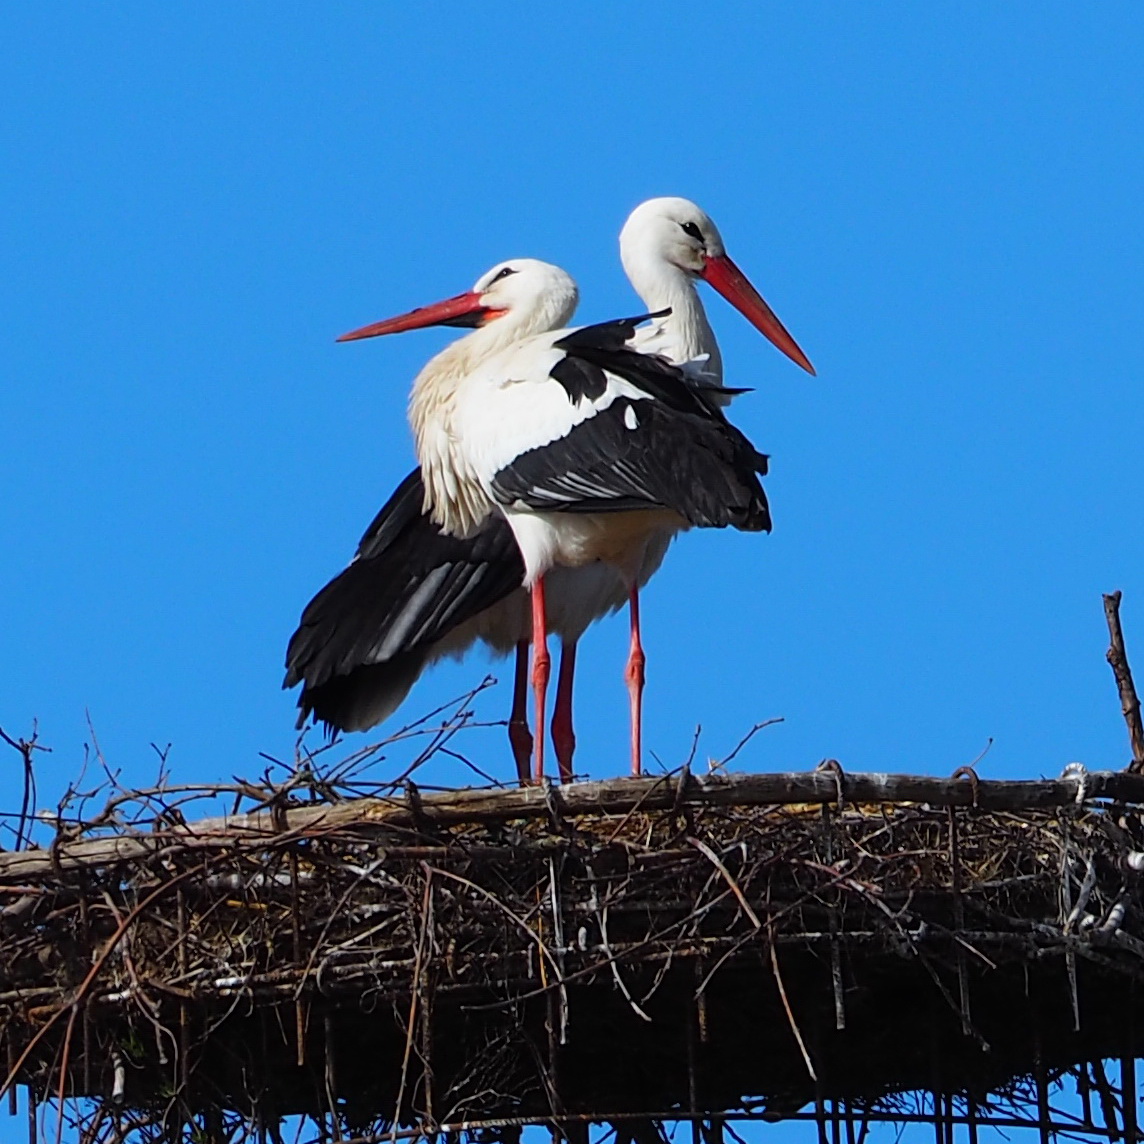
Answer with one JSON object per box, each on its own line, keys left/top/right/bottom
{"left": 680, "top": 221, "right": 704, "bottom": 242}
{"left": 491, "top": 266, "right": 517, "bottom": 283}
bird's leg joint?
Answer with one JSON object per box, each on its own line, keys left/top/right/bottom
{"left": 532, "top": 643, "right": 551, "bottom": 690}
{"left": 624, "top": 646, "right": 646, "bottom": 688}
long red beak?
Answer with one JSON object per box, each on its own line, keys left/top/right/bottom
{"left": 337, "top": 291, "right": 499, "bottom": 342}
{"left": 700, "top": 254, "right": 815, "bottom": 375}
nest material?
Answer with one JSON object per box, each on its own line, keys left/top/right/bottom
{"left": 2, "top": 767, "right": 1144, "bottom": 1142}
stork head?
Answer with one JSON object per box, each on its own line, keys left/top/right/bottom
{"left": 621, "top": 196, "right": 727, "bottom": 277}
{"left": 620, "top": 196, "right": 815, "bottom": 375}
{"left": 338, "top": 258, "right": 579, "bottom": 347}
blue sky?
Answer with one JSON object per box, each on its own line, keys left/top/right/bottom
{"left": 2, "top": 4, "right": 1144, "bottom": 803}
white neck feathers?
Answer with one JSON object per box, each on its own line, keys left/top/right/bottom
{"left": 622, "top": 251, "right": 723, "bottom": 382}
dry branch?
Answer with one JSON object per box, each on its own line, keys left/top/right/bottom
{"left": 1103, "top": 590, "right": 1144, "bottom": 772}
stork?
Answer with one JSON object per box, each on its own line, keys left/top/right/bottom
{"left": 284, "top": 259, "right": 575, "bottom": 757}
{"left": 539, "top": 196, "right": 816, "bottom": 778}
{"left": 285, "top": 200, "right": 813, "bottom": 782}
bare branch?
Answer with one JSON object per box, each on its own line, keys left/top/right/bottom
{"left": 1103, "top": 590, "right": 1144, "bottom": 771}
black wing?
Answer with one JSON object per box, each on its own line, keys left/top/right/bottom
{"left": 351, "top": 466, "right": 425, "bottom": 559}
{"left": 284, "top": 468, "right": 524, "bottom": 731}
{"left": 491, "top": 319, "right": 771, "bottom": 532}
{"left": 553, "top": 313, "right": 746, "bottom": 418}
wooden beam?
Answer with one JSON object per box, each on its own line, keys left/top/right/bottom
{"left": 1, "top": 768, "right": 1142, "bottom": 882}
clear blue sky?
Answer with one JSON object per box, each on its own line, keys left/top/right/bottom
{"left": 2, "top": 4, "right": 1144, "bottom": 801}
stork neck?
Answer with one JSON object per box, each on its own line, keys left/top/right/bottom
{"left": 631, "top": 263, "right": 723, "bottom": 381}
{"left": 406, "top": 316, "right": 542, "bottom": 539}
{"left": 443, "top": 309, "right": 532, "bottom": 365}
{"left": 409, "top": 307, "right": 544, "bottom": 408}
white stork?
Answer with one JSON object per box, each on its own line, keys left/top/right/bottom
{"left": 285, "top": 200, "right": 813, "bottom": 782}
{"left": 284, "top": 259, "right": 577, "bottom": 775}
{"left": 536, "top": 197, "right": 816, "bottom": 778}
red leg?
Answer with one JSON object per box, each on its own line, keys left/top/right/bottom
{"left": 624, "top": 586, "right": 646, "bottom": 777}
{"left": 508, "top": 639, "right": 532, "bottom": 787}
{"left": 551, "top": 639, "right": 578, "bottom": 784}
{"left": 530, "top": 576, "right": 551, "bottom": 783}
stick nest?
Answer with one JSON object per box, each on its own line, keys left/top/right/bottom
{"left": 3, "top": 762, "right": 1144, "bottom": 1144}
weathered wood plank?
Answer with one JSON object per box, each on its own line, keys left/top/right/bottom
{"left": 1, "top": 768, "right": 1140, "bottom": 881}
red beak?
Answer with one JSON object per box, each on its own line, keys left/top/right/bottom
{"left": 336, "top": 291, "right": 500, "bottom": 342}
{"left": 700, "top": 254, "right": 815, "bottom": 375}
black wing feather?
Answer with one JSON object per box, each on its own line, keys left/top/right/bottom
{"left": 552, "top": 310, "right": 671, "bottom": 353}
{"left": 549, "top": 355, "right": 609, "bottom": 403}
{"left": 493, "top": 318, "right": 771, "bottom": 530}
{"left": 291, "top": 650, "right": 430, "bottom": 737}
{"left": 284, "top": 468, "right": 524, "bottom": 732}
{"left": 351, "top": 467, "right": 424, "bottom": 559}
{"left": 554, "top": 312, "right": 758, "bottom": 422}
{"left": 491, "top": 398, "right": 770, "bottom": 531}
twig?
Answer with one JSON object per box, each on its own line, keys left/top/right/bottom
{"left": 0, "top": 723, "right": 45, "bottom": 851}
{"left": 686, "top": 838, "right": 761, "bottom": 930}
{"left": 768, "top": 931, "right": 816, "bottom": 1082}
{"left": 390, "top": 871, "right": 434, "bottom": 1144}
{"left": 0, "top": 862, "right": 207, "bottom": 1105}
{"left": 423, "top": 865, "right": 563, "bottom": 983}
{"left": 1103, "top": 591, "right": 1144, "bottom": 771}
{"left": 708, "top": 718, "right": 783, "bottom": 773}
